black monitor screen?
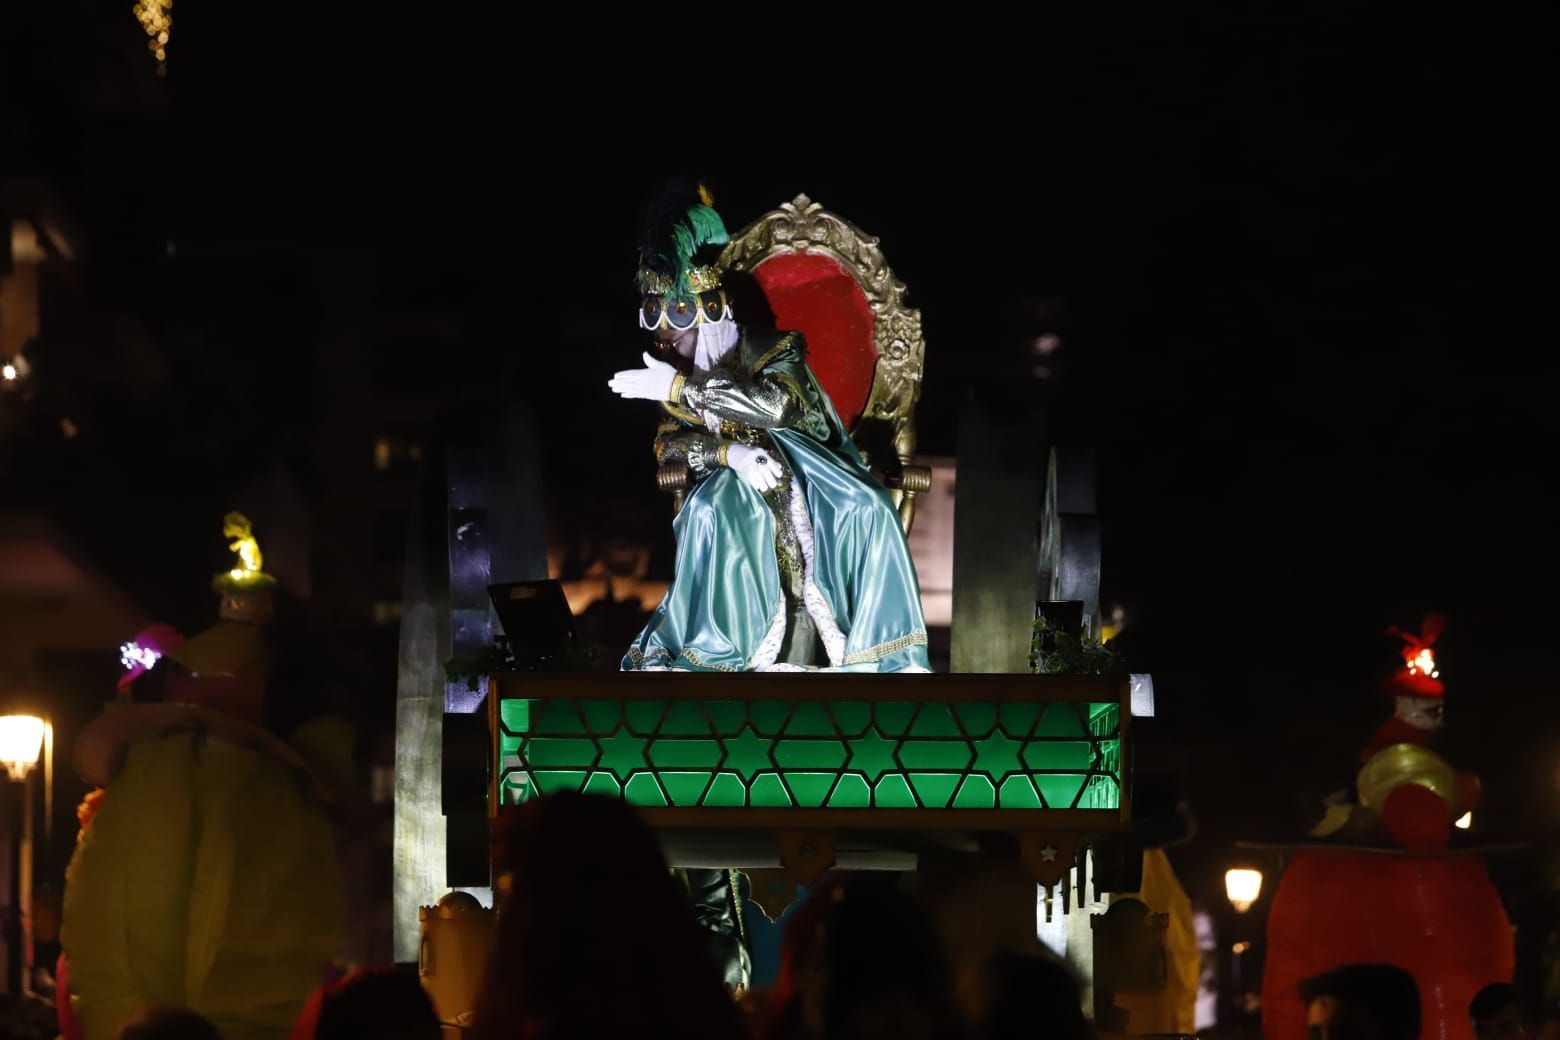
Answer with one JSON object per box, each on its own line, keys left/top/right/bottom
{"left": 487, "top": 580, "right": 579, "bottom": 670}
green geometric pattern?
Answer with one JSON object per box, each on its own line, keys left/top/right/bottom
{"left": 495, "top": 697, "right": 1120, "bottom": 813}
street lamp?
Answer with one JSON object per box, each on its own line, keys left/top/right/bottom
{"left": 0, "top": 713, "right": 49, "bottom": 997}
{"left": 1225, "top": 866, "right": 1265, "bottom": 1038}
{"left": 1225, "top": 868, "right": 1263, "bottom": 914}
{"left": 0, "top": 716, "right": 45, "bottom": 781}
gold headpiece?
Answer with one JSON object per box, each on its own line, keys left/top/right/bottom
{"left": 639, "top": 264, "right": 722, "bottom": 295}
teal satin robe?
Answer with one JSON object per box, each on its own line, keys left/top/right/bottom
{"left": 623, "top": 329, "right": 929, "bottom": 673}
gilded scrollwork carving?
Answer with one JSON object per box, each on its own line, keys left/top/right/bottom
{"left": 718, "top": 196, "right": 927, "bottom": 531}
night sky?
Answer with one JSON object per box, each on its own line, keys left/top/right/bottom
{"left": 7, "top": 8, "right": 1559, "bottom": 909}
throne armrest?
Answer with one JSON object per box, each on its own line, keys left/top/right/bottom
{"left": 657, "top": 459, "right": 690, "bottom": 512}
{"left": 890, "top": 464, "right": 932, "bottom": 495}
{"left": 656, "top": 460, "right": 691, "bottom": 493}
{"left": 882, "top": 462, "right": 932, "bottom": 533}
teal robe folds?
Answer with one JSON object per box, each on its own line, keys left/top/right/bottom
{"left": 623, "top": 329, "right": 929, "bottom": 673}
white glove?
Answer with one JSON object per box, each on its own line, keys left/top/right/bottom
{"left": 608, "top": 352, "right": 679, "bottom": 401}
{"left": 727, "top": 443, "right": 781, "bottom": 493}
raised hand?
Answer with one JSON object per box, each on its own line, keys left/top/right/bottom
{"left": 608, "top": 352, "right": 679, "bottom": 401}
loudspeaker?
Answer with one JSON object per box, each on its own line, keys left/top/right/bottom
{"left": 443, "top": 710, "right": 491, "bottom": 887}
{"left": 446, "top": 813, "right": 491, "bottom": 889}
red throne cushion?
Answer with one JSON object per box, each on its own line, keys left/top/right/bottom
{"left": 752, "top": 252, "right": 877, "bottom": 429}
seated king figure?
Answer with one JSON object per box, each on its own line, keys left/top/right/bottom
{"left": 609, "top": 181, "right": 930, "bottom": 674}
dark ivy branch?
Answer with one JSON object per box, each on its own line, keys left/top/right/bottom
{"left": 1029, "top": 614, "right": 1126, "bottom": 676}
{"left": 444, "top": 644, "right": 515, "bottom": 692}
{"left": 444, "top": 638, "right": 598, "bottom": 690}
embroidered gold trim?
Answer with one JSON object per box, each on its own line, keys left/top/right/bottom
{"left": 626, "top": 645, "right": 677, "bottom": 670}
{"left": 653, "top": 421, "right": 679, "bottom": 463}
{"left": 730, "top": 868, "right": 749, "bottom": 950}
{"left": 661, "top": 401, "right": 704, "bottom": 425}
{"left": 769, "top": 371, "right": 809, "bottom": 415}
{"left": 752, "top": 332, "right": 801, "bottom": 374}
{"left": 679, "top": 646, "right": 739, "bottom": 672}
{"left": 640, "top": 265, "right": 721, "bottom": 295}
{"left": 842, "top": 631, "right": 929, "bottom": 666}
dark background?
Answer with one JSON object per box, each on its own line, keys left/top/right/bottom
{"left": 4, "top": 4, "right": 1557, "bottom": 963}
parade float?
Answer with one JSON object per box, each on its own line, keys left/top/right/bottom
{"left": 400, "top": 191, "right": 1195, "bottom": 1034}
{"left": 60, "top": 516, "right": 343, "bottom": 1040}
{"left": 1258, "top": 617, "right": 1514, "bottom": 1040}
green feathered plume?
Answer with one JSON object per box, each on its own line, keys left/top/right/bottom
{"left": 638, "top": 180, "right": 729, "bottom": 294}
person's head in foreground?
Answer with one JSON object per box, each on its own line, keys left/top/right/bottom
{"left": 1302, "top": 963, "right": 1422, "bottom": 1040}
{"left": 118, "top": 1006, "right": 222, "bottom": 1040}
{"left": 1470, "top": 983, "right": 1531, "bottom": 1040}
{"left": 469, "top": 792, "right": 745, "bottom": 1040}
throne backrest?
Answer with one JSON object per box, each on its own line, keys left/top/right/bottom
{"left": 717, "top": 196, "right": 926, "bottom": 492}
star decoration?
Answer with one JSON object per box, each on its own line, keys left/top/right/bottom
{"left": 721, "top": 726, "right": 775, "bottom": 781}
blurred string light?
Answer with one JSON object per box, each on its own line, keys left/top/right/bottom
{"left": 1407, "top": 647, "right": 1439, "bottom": 680}
{"left": 131, "top": 0, "right": 173, "bottom": 73}
{"left": 1, "top": 354, "right": 27, "bottom": 386}
{"left": 1455, "top": 811, "right": 1472, "bottom": 830}
{"left": 119, "top": 641, "right": 161, "bottom": 673}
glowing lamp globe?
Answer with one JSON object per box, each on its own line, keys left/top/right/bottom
{"left": 0, "top": 714, "right": 47, "bottom": 781}
{"left": 1226, "top": 868, "right": 1263, "bottom": 913}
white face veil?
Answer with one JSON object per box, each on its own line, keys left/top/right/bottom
{"left": 692, "top": 315, "right": 739, "bottom": 371}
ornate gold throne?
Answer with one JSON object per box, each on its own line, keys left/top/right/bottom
{"left": 657, "top": 195, "right": 932, "bottom": 530}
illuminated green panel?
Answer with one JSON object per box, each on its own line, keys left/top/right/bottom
{"left": 581, "top": 773, "right": 621, "bottom": 799}
{"left": 845, "top": 729, "right": 898, "bottom": 777}
{"left": 999, "top": 774, "right": 1043, "bottom": 809}
{"left": 662, "top": 772, "right": 714, "bottom": 806}
{"left": 786, "top": 702, "right": 835, "bottom": 736}
{"left": 953, "top": 775, "right": 997, "bottom": 809}
{"left": 722, "top": 728, "right": 774, "bottom": 781}
{"left": 875, "top": 774, "right": 916, "bottom": 808}
{"left": 909, "top": 774, "right": 961, "bottom": 808}
{"left": 785, "top": 773, "right": 836, "bottom": 807}
{"left": 774, "top": 739, "right": 847, "bottom": 769}
{"left": 526, "top": 738, "right": 597, "bottom": 768}
{"left": 705, "top": 773, "right": 747, "bottom": 806}
{"left": 534, "top": 770, "right": 587, "bottom": 795}
{"left": 828, "top": 702, "right": 872, "bottom": 736}
{"left": 706, "top": 701, "right": 747, "bottom": 736}
{"left": 494, "top": 696, "right": 1121, "bottom": 813}
{"left": 624, "top": 773, "right": 667, "bottom": 806}
{"left": 647, "top": 739, "right": 720, "bottom": 768}
{"left": 1035, "top": 774, "right": 1086, "bottom": 809}
{"left": 750, "top": 773, "right": 791, "bottom": 807}
{"left": 829, "top": 774, "right": 872, "bottom": 807}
